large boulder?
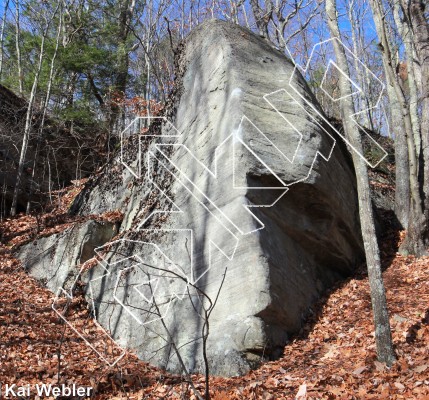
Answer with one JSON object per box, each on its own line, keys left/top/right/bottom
{"left": 16, "top": 20, "right": 364, "bottom": 376}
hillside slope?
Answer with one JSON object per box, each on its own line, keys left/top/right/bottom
{"left": 0, "top": 194, "right": 427, "bottom": 398}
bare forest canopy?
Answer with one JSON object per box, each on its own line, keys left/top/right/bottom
{"left": 0, "top": 0, "right": 428, "bottom": 257}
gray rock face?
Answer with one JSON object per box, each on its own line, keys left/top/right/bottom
{"left": 16, "top": 20, "right": 364, "bottom": 376}
{"left": 16, "top": 220, "right": 119, "bottom": 292}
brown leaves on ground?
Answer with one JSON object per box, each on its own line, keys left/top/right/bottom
{"left": 0, "top": 254, "right": 174, "bottom": 400}
{"left": 0, "top": 198, "right": 428, "bottom": 399}
{"left": 203, "top": 251, "right": 429, "bottom": 399}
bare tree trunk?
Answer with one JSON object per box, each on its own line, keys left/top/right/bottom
{"left": 15, "top": 0, "right": 23, "bottom": 95}
{"left": 379, "top": 9, "right": 410, "bottom": 228}
{"left": 10, "top": 5, "right": 58, "bottom": 216}
{"left": 389, "top": 82, "right": 410, "bottom": 229}
{"left": 145, "top": 2, "right": 152, "bottom": 119}
{"left": 27, "top": 5, "right": 63, "bottom": 214}
{"left": 241, "top": 3, "right": 251, "bottom": 29}
{"left": 404, "top": 0, "right": 429, "bottom": 221}
{"left": 0, "top": 0, "right": 9, "bottom": 80}
{"left": 369, "top": 0, "right": 427, "bottom": 255}
{"left": 109, "top": 0, "right": 136, "bottom": 133}
{"left": 394, "top": 3, "right": 421, "bottom": 160}
{"left": 249, "top": 0, "right": 272, "bottom": 39}
{"left": 326, "top": 0, "right": 396, "bottom": 366}
{"left": 348, "top": 0, "right": 372, "bottom": 130}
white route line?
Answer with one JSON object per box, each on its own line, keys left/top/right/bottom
{"left": 52, "top": 278, "right": 127, "bottom": 367}
{"left": 283, "top": 37, "right": 388, "bottom": 168}
{"left": 320, "top": 59, "right": 362, "bottom": 102}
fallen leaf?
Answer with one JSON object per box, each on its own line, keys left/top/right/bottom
{"left": 295, "top": 383, "right": 307, "bottom": 399}
{"left": 414, "top": 364, "right": 428, "bottom": 373}
{"left": 374, "top": 361, "right": 386, "bottom": 372}
{"left": 352, "top": 366, "right": 366, "bottom": 375}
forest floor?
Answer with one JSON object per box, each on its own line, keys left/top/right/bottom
{"left": 0, "top": 183, "right": 428, "bottom": 399}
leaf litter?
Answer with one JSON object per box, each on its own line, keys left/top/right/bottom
{"left": 0, "top": 184, "right": 428, "bottom": 399}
